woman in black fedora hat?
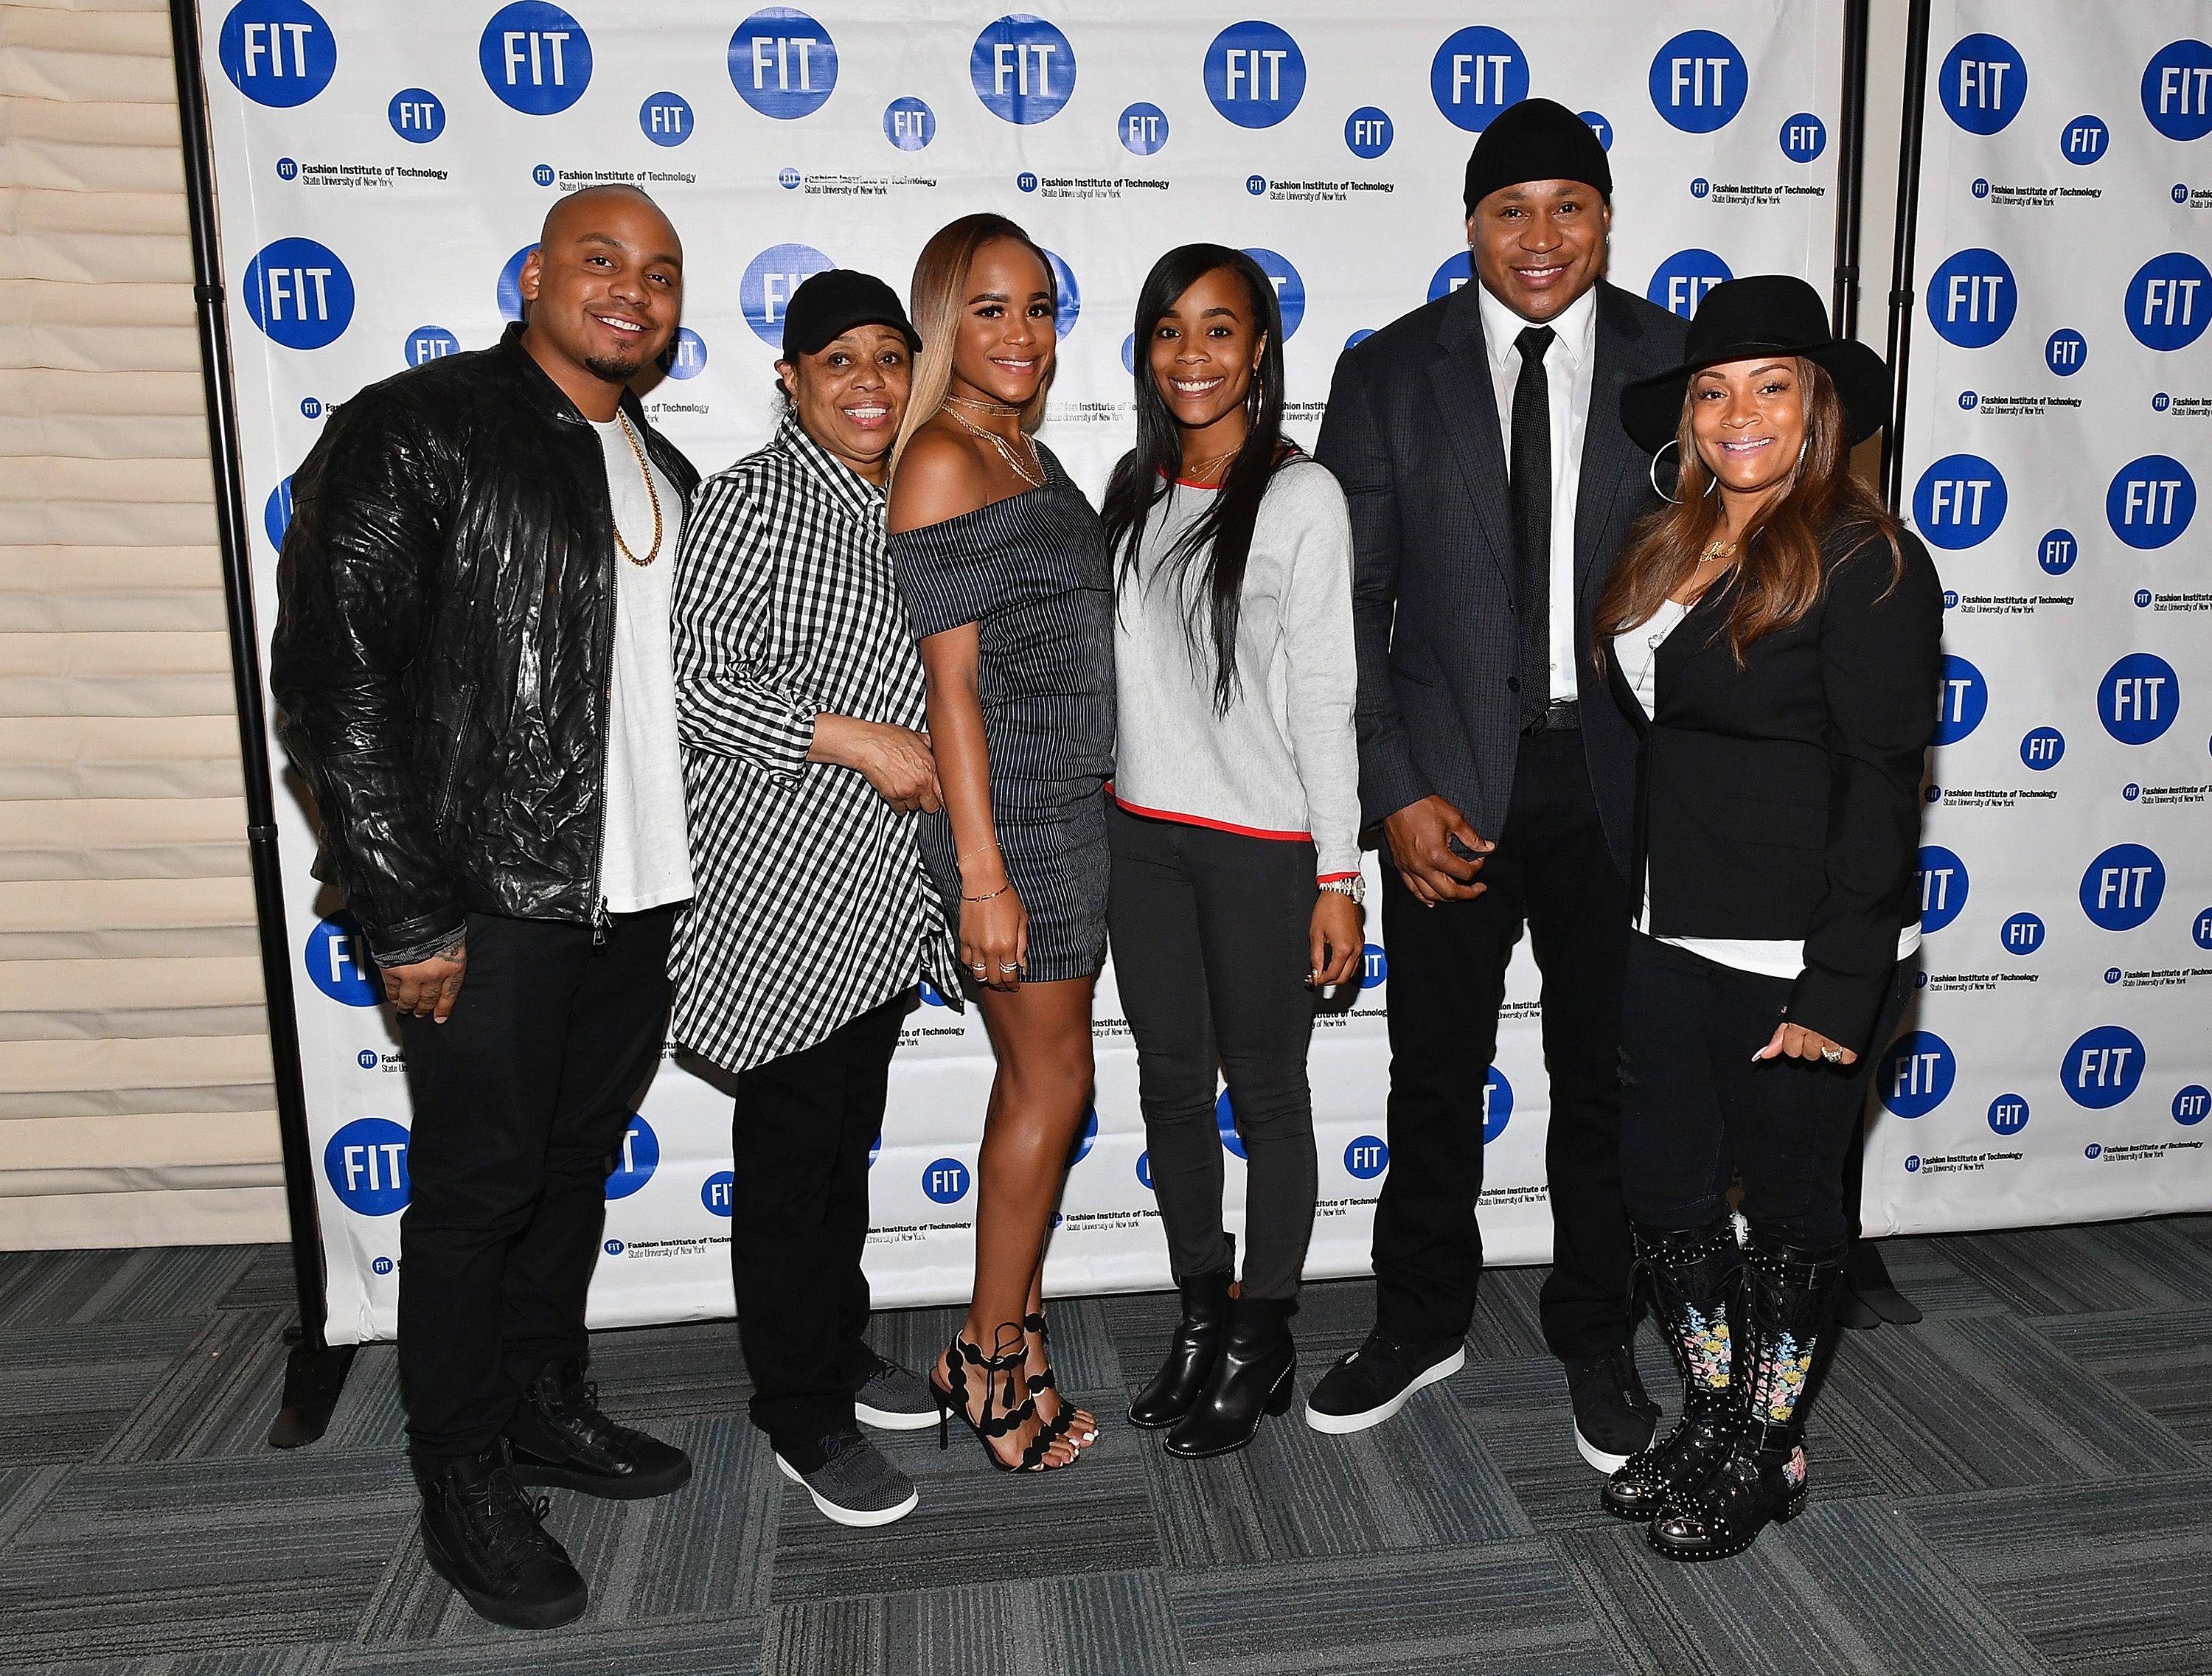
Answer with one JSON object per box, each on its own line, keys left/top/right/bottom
{"left": 1589, "top": 275, "right": 1942, "bottom": 1560}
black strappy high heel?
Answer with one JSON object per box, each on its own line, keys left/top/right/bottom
{"left": 1023, "top": 1310, "right": 1098, "bottom": 1448}
{"left": 932, "top": 1324, "right": 1080, "bottom": 1473}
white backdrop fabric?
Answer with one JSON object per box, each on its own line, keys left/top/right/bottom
{"left": 1862, "top": 0, "right": 2212, "bottom": 1237}
{"left": 198, "top": 0, "right": 1855, "bottom": 1343}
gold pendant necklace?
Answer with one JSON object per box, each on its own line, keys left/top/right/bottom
{"left": 942, "top": 403, "right": 1046, "bottom": 489}
{"left": 611, "top": 412, "right": 664, "bottom": 567}
{"left": 943, "top": 392, "right": 1023, "bottom": 418}
{"left": 1179, "top": 445, "right": 1241, "bottom": 486}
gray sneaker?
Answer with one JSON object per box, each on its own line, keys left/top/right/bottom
{"left": 776, "top": 1430, "right": 919, "bottom": 1528}
{"left": 854, "top": 1353, "right": 940, "bottom": 1432}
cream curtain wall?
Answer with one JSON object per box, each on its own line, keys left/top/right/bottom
{"left": 0, "top": 0, "right": 285, "bottom": 1246}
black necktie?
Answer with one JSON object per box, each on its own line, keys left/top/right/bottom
{"left": 1509, "top": 324, "right": 1555, "bottom": 728}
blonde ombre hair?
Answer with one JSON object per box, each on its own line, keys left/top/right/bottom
{"left": 890, "top": 213, "right": 1057, "bottom": 479}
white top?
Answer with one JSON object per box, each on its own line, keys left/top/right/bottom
{"left": 1111, "top": 458, "right": 1363, "bottom": 878}
{"left": 1478, "top": 282, "right": 1597, "bottom": 705}
{"left": 1616, "top": 599, "right": 1918, "bottom": 981}
{"left": 593, "top": 414, "right": 695, "bottom": 915}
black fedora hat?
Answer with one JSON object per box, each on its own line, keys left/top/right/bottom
{"left": 1620, "top": 274, "right": 1891, "bottom": 455}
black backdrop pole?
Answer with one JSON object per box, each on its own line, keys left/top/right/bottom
{"left": 166, "top": 0, "right": 355, "bottom": 1446}
{"left": 1882, "top": 0, "right": 1935, "bottom": 512}
{"left": 1829, "top": 0, "right": 1872, "bottom": 339}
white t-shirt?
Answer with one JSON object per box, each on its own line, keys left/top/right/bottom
{"left": 593, "top": 414, "right": 694, "bottom": 914}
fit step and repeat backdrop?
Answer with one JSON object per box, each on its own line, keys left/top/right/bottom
{"left": 198, "top": 0, "right": 1853, "bottom": 1341}
{"left": 1868, "top": 1, "right": 2212, "bottom": 1235}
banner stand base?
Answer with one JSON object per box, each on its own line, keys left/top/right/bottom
{"left": 266, "top": 1338, "right": 358, "bottom": 1450}
{"left": 1839, "top": 1241, "right": 1923, "bottom": 1329}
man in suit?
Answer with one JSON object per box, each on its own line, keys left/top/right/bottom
{"left": 1310, "top": 100, "right": 1691, "bottom": 1470}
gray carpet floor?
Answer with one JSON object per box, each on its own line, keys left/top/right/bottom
{"left": 0, "top": 1217, "right": 2208, "bottom": 1675}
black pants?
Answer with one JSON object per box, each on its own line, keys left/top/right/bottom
{"left": 1618, "top": 933, "right": 1913, "bottom": 1249}
{"left": 729, "top": 992, "right": 909, "bottom": 1469}
{"left": 1371, "top": 727, "right": 1633, "bottom": 1360}
{"left": 1106, "top": 803, "right": 1319, "bottom": 1302}
{"left": 396, "top": 905, "right": 675, "bottom": 1458}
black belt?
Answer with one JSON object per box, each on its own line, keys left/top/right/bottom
{"left": 1522, "top": 698, "right": 1581, "bottom": 735}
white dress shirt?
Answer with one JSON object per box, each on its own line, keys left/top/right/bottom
{"left": 1478, "top": 282, "right": 1598, "bottom": 704}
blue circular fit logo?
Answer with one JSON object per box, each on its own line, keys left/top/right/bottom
{"left": 2045, "top": 328, "right": 2087, "bottom": 375}
{"left": 1579, "top": 111, "right": 1613, "bottom": 150}
{"left": 2106, "top": 456, "right": 2195, "bottom": 549}
{"left": 2020, "top": 726, "right": 2065, "bottom": 770}
{"left": 304, "top": 914, "right": 378, "bottom": 1006}
{"left": 1648, "top": 250, "right": 1733, "bottom": 319}
{"left": 1359, "top": 942, "right": 1388, "bottom": 988}
{"left": 2125, "top": 254, "right": 2211, "bottom": 351}
{"left": 701, "top": 1171, "right": 734, "bottom": 1217}
{"left": 1917, "top": 845, "right": 1969, "bottom": 933}
{"left": 918, "top": 978, "right": 947, "bottom": 1007}
{"left": 1934, "top": 654, "right": 1988, "bottom": 744}
{"left": 1344, "top": 1136, "right": 1388, "bottom": 1180}
{"left": 1346, "top": 106, "right": 1392, "bottom": 158}
{"left": 972, "top": 15, "right": 1075, "bottom": 124}
{"left": 2175, "top": 1086, "right": 2211, "bottom": 1127}
{"left": 244, "top": 238, "right": 353, "bottom": 350}
{"left": 356, "top": 1049, "right": 378, "bottom": 1070}
{"left": 1429, "top": 251, "right": 1474, "bottom": 302}
{"left": 1879, "top": 1032, "right": 1955, "bottom": 1118}
{"left": 2197, "top": 908, "right": 2212, "bottom": 951}
{"left": 1988, "top": 1094, "right": 2029, "bottom": 1136}
{"left": 1103, "top": 102, "right": 1164, "bottom": 158}
{"left": 1430, "top": 27, "right": 1527, "bottom": 133}
{"left": 1650, "top": 31, "right": 1748, "bottom": 133}
{"left": 264, "top": 476, "right": 293, "bottom": 549}
{"left": 886, "top": 96, "right": 936, "bottom": 150}
{"left": 2062, "top": 1026, "right": 2145, "bottom": 1109}
{"left": 1912, "top": 454, "right": 2006, "bottom": 549}
{"left": 1216, "top": 1089, "right": 1246, "bottom": 1160}
{"left": 403, "top": 325, "right": 459, "bottom": 369}
{"left": 1939, "top": 33, "right": 2027, "bottom": 133}
{"left": 1241, "top": 247, "right": 1304, "bottom": 338}
{"left": 324, "top": 1117, "right": 411, "bottom": 1215}
{"left": 388, "top": 88, "right": 445, "bottom": 142}
{"left": 1927, "top": 248, "right": 2017, "bottom": 348}
{"left": 2000, "top": 911, "right": 2045, "bottom": 955}
{"left": 740, "top": 243, "right": 835, "bottom": 345}
{"left": 2037, "top": 527, "right": 2078, "bottom": 574}
{"left": 2143, "top": 39, "right": 2212, "bottom": 141}
{"left": 480, "top": 3, "right": 591, "bottom": 116}
{"left": 1779, "top": 112, "right": 1827, "bottom": 161}
{"left": 2060, "top": 114, "right": 2109, "bottom": 164}
{"left": 2080, "top": 843, "right": 2166, "bottom": 931}
{"left": 1067, "top": 1106, "right": 1097, "bottom": 1166}
{"left": 1483, "top": 1065, "right": 1514, "bottom": 1143}
{"left": 1206, "top": 21, "right": 1305, "bottom": 128}
{"left": 639, "top": 91, "right": 693, "bottom": 146}
{"left": 496, "top": 244, "right": 536, "bottom": 321}
{"left": 2098, "top": 653, "right": 2180, "bottom": 744}
{"left": 604, "top": 1114, "right": 658, "bottom": 1200}
{"left": 1135, "top": 1151, "right": 1153, "bottom": 1190}
{"left": 1042, "top": 248, "right": 1080, "bottom": 338}
{"left": 922, "top": 1156, "right": 971, "bottom": 1203}
{"left": 657, "top": 327, "right": 707, "bottom": 380}
{"left": 219, "top": 1, "right": 337, "bottom": 108}
{"left": 730, "top": 9, "right": 836, "bottom": 119}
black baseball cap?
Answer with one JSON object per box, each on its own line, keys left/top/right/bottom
{"left": 780, "top": 268, "right": 922, "bottom": 358}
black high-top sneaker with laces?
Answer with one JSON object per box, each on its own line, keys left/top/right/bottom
{"left": 1647, "top": 1231, "right": 1846, "bottom": 1562}
{"left": 1601, "top": 1218, "right": 1742, "bottom": 1520}
{"left": 507, "top": 1358, "right": 692, "bottom": 1500}
{"left": 412, "top": 1439, "right": 587, "bottom": 1630}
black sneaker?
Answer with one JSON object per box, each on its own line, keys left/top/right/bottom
{"left": 1304, "top": 1329, "right": 1466, "bottom": 1435}
{"left": 507, "top": 1358, "right": 692, "bottom": 1500}
{"left": 853, "top": 1352, "right": 939, "bottom": 1432}
{"left": 412, "top": 1440, "right": 588, "bottom": 1631}
{"left": 1564, "top": 1344, "right": 1662, "bottom": 1472}
{"left": 776, "top": 1428, "right": 919, "bottom": 1529}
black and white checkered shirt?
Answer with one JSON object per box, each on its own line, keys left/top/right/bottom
{"left": 669, "top": 414, "right": 959, "bottom": 1076}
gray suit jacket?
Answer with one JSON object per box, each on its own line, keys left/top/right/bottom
{"left": 1315, "top": 279, "right": 1690, "bottom": 878}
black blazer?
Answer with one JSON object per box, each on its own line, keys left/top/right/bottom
{"left": 1603, "top": 529, "right": 1945, "bottom": 1052}
{"left": 1315, "top": 279, "right": 1690, "bottom": 875}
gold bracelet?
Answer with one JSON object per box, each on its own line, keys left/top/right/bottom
{"left": 961, "top": 882, "right": 1011, "bottom": 903}
{"left": 958, "top": 840, "right": 1001, "bottom": 866}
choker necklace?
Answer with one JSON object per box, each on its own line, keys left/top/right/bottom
{"left": 944, "top": 392, "right": 1023, "bottom": 417}
{"left": 942, "top": 403, "right": 1046, "bottom": 489}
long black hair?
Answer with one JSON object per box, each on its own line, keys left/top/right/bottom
{"left": 1100, "top": 244, "right": 1290, "bottom": 713}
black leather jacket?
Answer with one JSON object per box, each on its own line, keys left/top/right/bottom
{"left": 271, "top": 324, "right": 699, "bottom": 967}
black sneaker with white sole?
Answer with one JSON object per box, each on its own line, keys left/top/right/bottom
{"left": 852, "top": 1352, "right": 939, "bottom": 1432}
{"left": 776, "top": 1429, "right": 919, "bottom": 1529}
{"left": 1304, "top": 1329, "right": 1466, "bottom": 1435}
{"left": 1564, "top": 1344, "right": 1662, "bottom": 1472}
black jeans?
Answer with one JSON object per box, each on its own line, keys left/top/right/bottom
{"left": 397, "top": 905, "right": 675, "bottom": 1458}
{"left": 1371, "top": 726, "right": 1634, "bottom": 1360}
{"left": 1618, "top": 933, "right": 1914, "bottom": 1248}
{"left": 1106, "top": 803, "right": 1319, "bottom": 1301}
{"left": 728, "top": 992, "right": 909, "bottom": 1469}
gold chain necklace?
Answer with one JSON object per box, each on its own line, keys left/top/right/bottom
{"left": 1178, "top": 445, "right": 1241, "bottom": 486}
{"left": 943, "top": 392, "right": 1023, "bottom": 417}
{"left": 942, "top": 403, "right": 1046, "bottom": 489}
{"left": 611, "top": 412, "right": 664, "bottom": 567}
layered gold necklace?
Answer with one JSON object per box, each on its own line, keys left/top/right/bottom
{"left": 942, "top": 394, "right": 1044, "bottom": 488}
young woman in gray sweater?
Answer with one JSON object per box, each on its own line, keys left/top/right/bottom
{"left": 1102, "top": 246, "right": 1362, "bottom": 1458}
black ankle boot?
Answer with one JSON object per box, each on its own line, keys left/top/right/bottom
{"left": 1601, "top": 1219, "right": 1742, "bottom": 1521}
{"left": 1648, "top": 1231, "right": 1846, "bottom": 1562}
{"left": 1164, "top": 1295, "right": 1295, "bottom": 1458}
{"left": 413, "top": 1439, "right": 588, "bottom": 1630}
{"left": 1129, "top": 1265, "right": 1234, "bottom": 1429}
{"left": 507, "top": 1358, "right": 692, "bottom": 1500}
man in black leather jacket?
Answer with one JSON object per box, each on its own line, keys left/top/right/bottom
{"left": 272, "top": 186, "right": 700, "bottom": 1632}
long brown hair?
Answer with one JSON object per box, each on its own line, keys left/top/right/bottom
{"left": 889, "top": 213, "right": 1057, "bottom": 479}
{"left": 1595, "top": 358, "right": 1902, "bottom": 664}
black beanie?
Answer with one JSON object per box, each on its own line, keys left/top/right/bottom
{"left": 1463, "top": 97, "right": 1612, "bottom": 215}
